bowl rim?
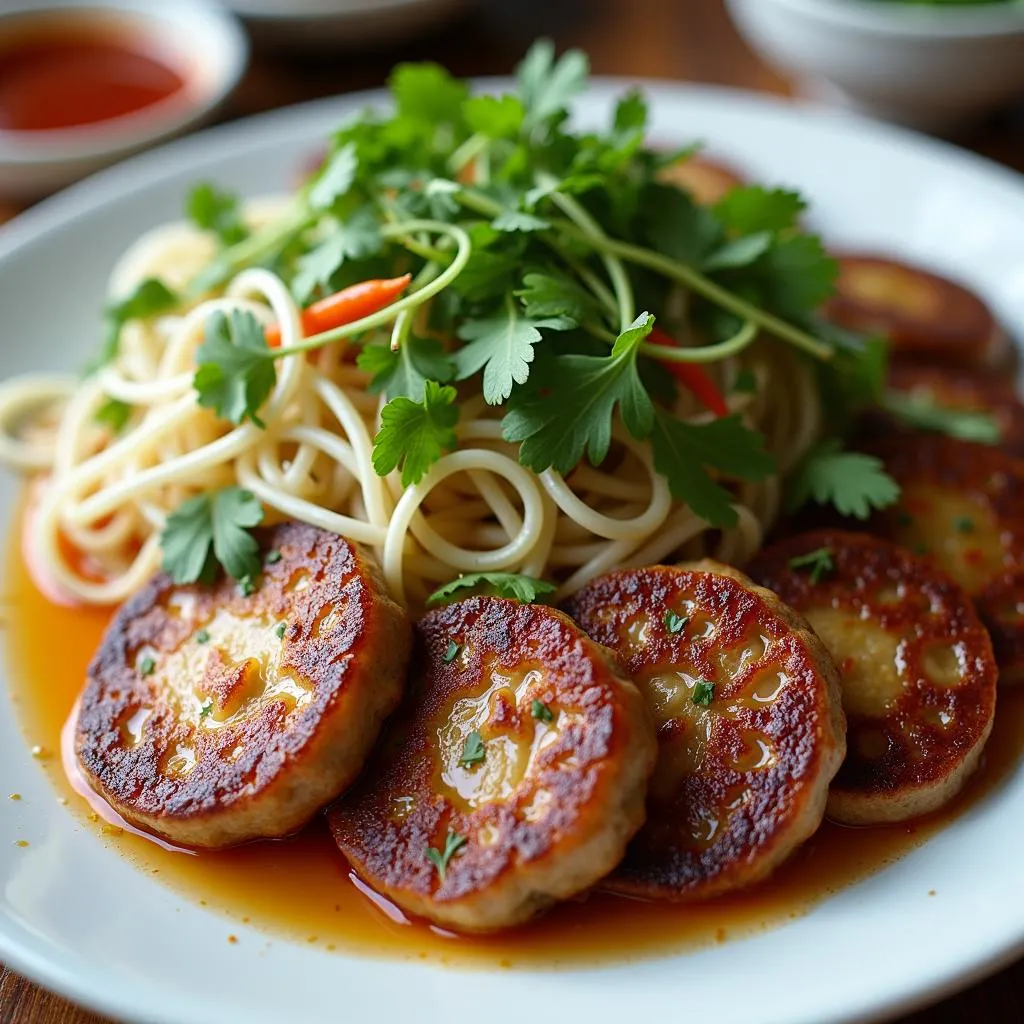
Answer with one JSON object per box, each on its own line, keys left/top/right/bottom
{"left": 0, "top": 0, "right": 249, "bottom": 164}
{"left": 757, "top": 0, "right": 1024, "bottom": 38}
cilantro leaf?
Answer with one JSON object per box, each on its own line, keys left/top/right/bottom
{"left": 308, "top": 143, "right": 358, "bottom": 212}
{"left": 94, "top": 398, "right": 132, "bottom": 433}
{"left": 503, "top": 312, "right": 656, "bottom": 473}
{"left": 92, "top": 278, "right": 178, "bottom": 371}
{"left": 194, "top": 310, "right": 276, "bottom": 427}
{"left": 455, "top": 306, "right": 573, "bottom": 405}
{"left": 425, "top": 830, "right": 467, "bottom": 882}
{"left": 426, "top": 572, "right": 557, "bottom": 607}
{"left": 459, "top": 731, "right": 486, "bottom": 767}
{"left": 715, "top": 186, "right": 806, "bottom": 235}
{"left": 463, "top": 94, "right": 525, "bottom": 139}
{"left": 613, "top": 90, "right": 647, "bottom": 134}
{"left": 882, "top": 389, "right": 1000, "bottom": 444}
{"left": 758, "top": 234, "right": 838, "bottom": 319}
{"left": 160, "top": 487, "right": 265, "bottom": 585}
{"left": 358, "top": 335, "right": 455, "bottom": 402}
{"left": 291, "top": 209, "right": 382, "bottom": 302}
{"left": 186, "top": 183, "right": 248, "bottom": 247}
{"left": 517, "top": 40, "right": 588, "bottom": 131}
{"left": 372, "top": 381, "right": 459, "bottom": 486}
{"left": 390, "top": 63, "right": 467, "bottom": 123}
{"left": 641, "top": 183, "right": 723, "bottom": 267}
{"left": 703, "top": 231, "right": 773, "bottom": 272}
{"left": 649, "top": 411, "right": 775, "bottom": 528}
{"left": 786, "top": 439, "right": 901, "bottom": 520}
{"left": 515, "top": 271, "right": 602, "bottom": 323}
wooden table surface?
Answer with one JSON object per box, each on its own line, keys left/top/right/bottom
{"left": 2, "top": 0, "right": 1023, "bottom": 1021}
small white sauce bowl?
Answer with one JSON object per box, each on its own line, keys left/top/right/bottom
{"left": 0, "top": 0, "right": 249, "bottom": 199}
{"left": 726, "top": 0, "right": 1024, "bottom": 130}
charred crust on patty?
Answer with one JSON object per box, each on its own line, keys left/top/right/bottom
{"left": 75, "top": 521, "right": 411, "bottom": 849}
{"left": 565, "top": 561, "right": 845, "bottom": 902}
{"left": 747, "top": 530, "right": 997, "bottom": 824}
{"left": 328, "top": 596, "right": 657, "bottom": 934}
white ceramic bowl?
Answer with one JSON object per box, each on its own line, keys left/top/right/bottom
{"left": 222, "top": 0, "right": 468, "bottom": 47}
{"left": 0, "top": 0, "right": 249, "bottom": 200}
{"left": 726, "top": 0, "right": 1024, "bottom": 130}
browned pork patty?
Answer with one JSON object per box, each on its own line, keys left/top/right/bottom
{"left": 329, "top": 596, "right": 657, "bottom": 934}
{"left": 822, "top": 254, "right": 1008, "bottom": 369}
{"left": 565, "top": 560, "right": 846, "bottom": 902}
{"left": 76, "top": 521, "right": 411, "bottom": 849}
{"left": 747, "top": 531, "right": 997, "bottom": 825}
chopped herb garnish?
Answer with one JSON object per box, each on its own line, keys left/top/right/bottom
{"left": 425, "top": 830, "right": 467, "bottom": 882}
{"left": 692, "top": 679, "right": 715, "bottom": 706}
{"left": 239, "top": 574, "right": 258, "bottom": 597}
{"left": 788, "top": 547, "right": 835, "bottom": 585}
{"left": 883, "top": 390, "right": 1000, "bottom": 445}
{"left": 459, "top": 730, "right": 486, "bottom": 767}
{"left": 443, "top": 640, "right": 461, "bottom": 664}
{"left": 196, "top": 629, "right": 210, "bottom": 644}
{"left": 531, "top": 699, "right": 554, "bottom": 723}
{"left": 275, "top": 622, "right": 286, "bottom": 639}
{"left": 426, "top": 572, "right": 556, "bottom": 607}
{"left": 664, "top": 611, "right": 689, "bottom": 634}
{"left": 199, "top": 700, "right": 213, "bottom": 720}
{"left": 139, "top": 656, "right": 156, "bottom": 677}
{"left": 266, "top": 549, "right": 282, "bottom": 565}
{"left": 953, "top": 516, "right": 975, "bottom": 533}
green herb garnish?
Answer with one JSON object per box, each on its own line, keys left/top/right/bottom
{"left": 425, "top": 830, "right": 467, "bottom": 882}
{"left": 692, "top": 680, "right": 715, "bottom": 706}
{"left": 266, "top": 549, "right": 282, "bottom": 565}
{"left": 443, "top": 640, "right": 461, "bottom": 664}
{"left": 427, "top": 572, "right": 556, "bottom": 608}
{"left": 953, "top": 516, "right": 975, "bottom": 533}
{"left": 531, "top": 699, "right": 554, "bottom": 723}
{"left": 196, "top": 629, "right": 210, "bottom": 644}
{"left": 139, "top": 657, "right": 156, "bottom": 677}
{"left": 664, "top": 611, "right": 689, "bottom": 634}
{"left": 788, "top": 547, "right": 835, "bottom": 585}
{"left": 160, "top": 487, "right": 264, "bottom": 585}
{"left": 459, "top": 731, "right": 486, "bottom": 767}
{"left": 787, "top": 439, "right": 900, "bottom": 520}
{"left": 274, "top": 622, "right": 286, "bottom": 639}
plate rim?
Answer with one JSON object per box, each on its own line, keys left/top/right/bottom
{"left": 1, "top": 78, "right": 1023, "bottom": 1024}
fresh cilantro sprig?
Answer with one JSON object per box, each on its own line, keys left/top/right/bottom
{"left": 187, "top": 183, "right": 249, "bottom": 247}
{"left": 194, "top": 310, "right": 276, "bottom": 427}
{"left": 90, "top": 278, "right": 178, "bottom": 372}
{"left": 786, "top": 439, "right": 900, "bottom": 520}
{"left": 788, "top": 547, "right": 835, "bottom": 584}
{"left": 372, "top": 381, "right": 459, "bottom": 486}
{"left": 160, "top": 487, "right": 265, "bottom": 585}
{"left": 426, "top": 572, "right": 557, "bottom": 607}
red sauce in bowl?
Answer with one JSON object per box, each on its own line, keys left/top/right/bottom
{"left": 0, "top": 13, "right": 186, "bottom": 133}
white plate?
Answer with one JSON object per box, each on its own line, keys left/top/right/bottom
{"left": 1, "top": 81, "right": 1024, "bottom": 1024}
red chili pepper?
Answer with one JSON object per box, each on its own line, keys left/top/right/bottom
{"left": 265, "top": 274, "right": 413, "bottom": 348}
{"left": 647, "top": 326, "right": 729, "bottom": 418}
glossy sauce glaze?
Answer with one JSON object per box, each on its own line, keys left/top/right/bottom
{"left": 0, "top": 13, "right": 186, "bottom": 133}
{"left": 5, "top": 526, "right": 1024, "bottom": 968}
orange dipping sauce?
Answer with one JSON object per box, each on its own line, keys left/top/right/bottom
{"left": 0, "top": 12, "right": 186, "bottom": 133}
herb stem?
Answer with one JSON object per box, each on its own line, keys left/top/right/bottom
{"left": 560, "top": 225, "right": 834, "bottom": 361}
{"left": 391, "top": 262, "right": 440, "bottom": 352}
{"left": 274, "top": 220, "right": 471, "bottom": 359}
{"left": 448, "top": 132, "right": 490, "bottom": 175}
{"left": 539, "top": 175, "right": 635, "bottom": 331}
{"left": 639, "top": 319, "right": 758, "bottom": 364}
